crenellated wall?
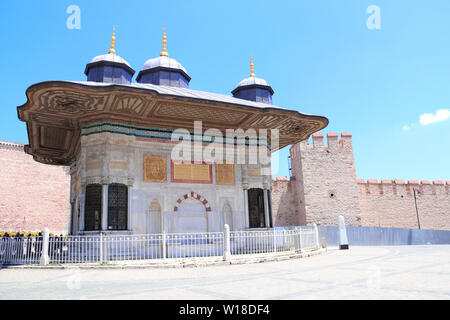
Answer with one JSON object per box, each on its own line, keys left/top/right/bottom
{"left": 272, "top": 132, "right": 450, "bottom": 231}
{"left": 358, "top": 179, "right": 450, "bottom": 230}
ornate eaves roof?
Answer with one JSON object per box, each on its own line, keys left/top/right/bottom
{"left": 17, "top": 81, "right": 328, "bottom": 165}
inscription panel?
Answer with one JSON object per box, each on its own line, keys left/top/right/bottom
{"left": 215, "top": 164, "right": 235, "bottom": 185}
{"left": 143, "top": 155, "right": 167, "bottom": 183}
{"left": 171, "top": 162, "right": 212, "bottom": 184}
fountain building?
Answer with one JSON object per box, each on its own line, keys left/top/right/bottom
{"left": 17, "top": 28, "right": 328, "bottom": 235}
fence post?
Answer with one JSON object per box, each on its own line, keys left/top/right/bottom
{"left": 223, "top": 224, "right": 231, "bottom": 262}
{"left": 298, "top": 228, "right": 303, "bottom": 252}
{"left": 162, "top": 232, "right": 167, "bottom": 260}
{"left": 99, "top": 233, "right": 103, "bottom": 264}
{"left": 103, "top": 233, "right": 109, "bottom": 263}
{"left": 313, "top": 224, "right": 320, "bottom": 250}
{"left": 273, "top": 229, "right": 277, "bottom": 253}
{"left": 338, "top": 215, "right": 349, "bottom": 250}
{"left": 40, "top": 228, "right": 50, "bottom": 266}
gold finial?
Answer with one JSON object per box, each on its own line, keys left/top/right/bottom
{"left": 250, "top": 56, "right": 255, "bottom": 77}
{"left": 160, "top": 25, "right": 169, "bottom": 57}
{"left": 108, "top": 26, "right": 116, "bottom": 54}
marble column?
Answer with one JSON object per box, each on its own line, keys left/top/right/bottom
{"left": 79, "top": 184, "right": 86, "bottom": 232}
{"left": 242, "top": 165, "right": 250, "bottom": 229}
{"left": 243, "top": 187, "right": 250, "bottom": 229}
{"left": 263, "top": 188, "right": 270, "bottom": 228}
{"left": 102, "top": 184, "right": 109, "bottom": 231}
{"left": 127, "top": 185, "right": 133, "bottom": 231}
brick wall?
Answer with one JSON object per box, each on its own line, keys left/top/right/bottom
{"left": 358, "top": 180, "right": 450, "bottom": 230}
{"left": 0, "top": 141, "right": 70, "bottom": 234}
{"left": 271, "top": 177, "right": 301, "bottom": 226}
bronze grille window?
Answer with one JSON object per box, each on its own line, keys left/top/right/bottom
{"left": 108, "top": 184, "right": 128, "bottom": 230}
{"left": 84, "top": 184, "right": 102, "bottom": 231}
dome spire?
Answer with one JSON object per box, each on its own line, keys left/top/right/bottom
{"left": 160, "top": 25, "right": 169, "bottom": 57}
{"left": 250, "top": 56, "right": 255, "bottom": 77}
{"left": 108, "top": 26, "right": 116, "bottom": 54}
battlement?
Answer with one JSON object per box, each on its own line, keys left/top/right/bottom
{"left": 274, "top": 176, "right": 289, "bottom": 181}
{"left": 0, "top": 141, "right": 25, "bottom": 151}
{"left": 299, "top": 132, "right": 353, "bottom": 150}
{"left": 272, "top": 176, "right": 290, "bottom": 188}
{"left": 357, "top": 179, "right": 450, "bottom": 196}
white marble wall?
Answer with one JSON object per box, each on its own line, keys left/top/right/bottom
{"left": 71, "top": 131, "right": 272, "bottom": 234}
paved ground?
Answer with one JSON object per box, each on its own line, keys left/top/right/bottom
{"left": 0, "top": 245, "right": 449, "bottom": 300}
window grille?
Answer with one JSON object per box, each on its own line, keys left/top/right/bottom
{"left": 85, "top": 185, "right": 102, "bottom": 231}
{"left": 108, "top": 184, "right": 128, "bottom": 230}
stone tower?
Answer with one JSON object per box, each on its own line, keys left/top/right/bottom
{"left": 289, "top": 132, "right": 362, "bottom": 226}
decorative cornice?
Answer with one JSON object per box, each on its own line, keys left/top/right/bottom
{"left": 135, "top": 66, "right": 191, "bottom": 83}
{"left": 231, "top": 83, "right": 275, "bottom": 96}
{"left": 82, "top": 122, "right": 272, "bottom": 149}
{"left": 83, "top": 175, "right": 134, "bottom": 186}
{"left": 84, "top": 60, "right": 135, "bottom": 77}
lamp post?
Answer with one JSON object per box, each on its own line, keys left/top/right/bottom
{"left": 413, "top": 188, "right": 421, "bottom": 230}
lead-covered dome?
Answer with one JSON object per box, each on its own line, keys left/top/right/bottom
{"left": 89, "top": 53, "right": 133, "bottom": 69}
{"left": 234, "top": 76, "right": 271, "bottom": 89}
{"left": 141, "top": 55, "right": 188, "bottom": 75}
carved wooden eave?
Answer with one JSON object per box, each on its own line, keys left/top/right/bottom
{"left": 17, "top": 81, "right": 329, "bottom": 165}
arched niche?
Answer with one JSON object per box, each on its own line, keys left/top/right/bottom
{"left": 147, "top": 198, "right": 162, "bottom": 234}
{"left": 222, "top": 202, "right": 233, "bottom": 231}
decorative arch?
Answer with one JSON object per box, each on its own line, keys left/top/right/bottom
{"left": 149, "top": 198, "right": 161, "bottom": 211}
{"left": 174, "top": 192, "right": 211, "bottom": 212}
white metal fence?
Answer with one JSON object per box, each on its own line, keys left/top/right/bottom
{"left": 0, "top": 226, "right": 319, "bottom": 265}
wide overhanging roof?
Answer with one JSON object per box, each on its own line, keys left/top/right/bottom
{"left": 17, "top": 81, "right": 328, "bottom": 165}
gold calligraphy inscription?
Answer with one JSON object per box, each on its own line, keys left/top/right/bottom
{"left": 215, "top": 164, "right": 235, "bottom": 185}
{"left": 143, "top": 155, "right": 167, "bottom": 183}
{"left": 173, "top": 163, "right": 211, "bottom": 182}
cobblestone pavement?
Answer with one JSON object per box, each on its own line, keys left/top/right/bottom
{"left": 0, "top": 245, "right": 449, "bottom": 299}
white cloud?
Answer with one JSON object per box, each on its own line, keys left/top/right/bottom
{"left": 419, "top": 109, "right": 450, "bottom": 126}
{"left": 402, "top": 125, "right": 410, "bottom": 131}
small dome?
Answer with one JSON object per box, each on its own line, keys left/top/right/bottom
{"left": 234, "top": 76, "right": 270, "bottom": 90}
{"left": 141, "top": 56, "right": 188, "bottom": 75}
{"left": 89, "top": 53, "right": 132, "bottom": 69}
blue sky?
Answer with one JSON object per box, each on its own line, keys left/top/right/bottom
{"left": 0, "top": 0, "right": 449, "bottom": 181}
